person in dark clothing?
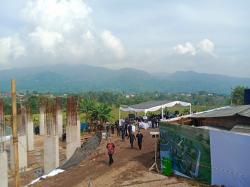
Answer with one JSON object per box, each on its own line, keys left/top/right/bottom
{"left": 111, "top": 124, "right": 115, "bottom": 134}
{"left": 121, "top": 126, "right": 125, "bottom": 141}
{"left": 129, "top": 133, "right": 136, "bottom": 148}
{"left": 115, "top": 121, "right": 120, "bottom": 136}
{"left": 106, "top": 123, "right": 110, "bottom": 138}
{"left": 136, "top": 131, "right": 144, "bottom": 150}
{"left": 34, "top": 126, "right": 40, "bottom": 135}
{"left": 106, "top": 138, "right": 115, "bottom": 166}
{"left": 127, "top": 124, "right": 132, "bottom": 137}
{"left": 125, "top": 123, "right": 128, "bottom": 136}
{"left": 62, "top": 132, "right": 66, "bottom": 142}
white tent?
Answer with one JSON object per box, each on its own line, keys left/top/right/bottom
{"left": 119, "top": 100, "right": 192, "bottom": 121}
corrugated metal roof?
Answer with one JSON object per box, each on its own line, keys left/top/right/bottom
{"left": 231, "top": 125, "right": 250, "bottom": 134}
{"left": 190, "top": 105, "right": 250, "bottom": 118}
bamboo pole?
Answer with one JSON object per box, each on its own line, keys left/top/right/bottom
{"left": 12, "top": 79, "right": 20, "bottom": 187}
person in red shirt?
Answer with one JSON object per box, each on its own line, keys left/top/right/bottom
{"left": 106, "top": 138, "right": 115, "bottom": 166}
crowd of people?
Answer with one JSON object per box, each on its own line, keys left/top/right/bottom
{"left": 105, "top": 118, "right": 145, "bottom": 166}
{"left": 104, "top": 111, "right": 182, "bottom": 166}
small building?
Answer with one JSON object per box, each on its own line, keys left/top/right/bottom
{"left": 189, "top": 105, "right": 250, "bottom": 131}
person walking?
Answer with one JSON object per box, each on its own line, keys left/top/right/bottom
{"left": 105, "top": 122, "right": 110, "bottom": 139}
{"left": 106, "top": 138, "right": 115, "bottom": 166}
{"left": 127, "top": 123, "right": 132, "bottom": 137}
{"left": 111, "top": 124, "right": 115, "bottom": 134}
{"left": 136, "top": 131, "right": 144, "bottom": 150}
{"left": 129, "top": 133, "right": 136, "bottom": 148}
{"left": 115, "top": 121, "right": 120, "bottom": 136}
{"left": 121, "top": 125, "right": 125, "bottom": 141}
{"left": 125, "top": 122, "right": 128, "bottom": 137}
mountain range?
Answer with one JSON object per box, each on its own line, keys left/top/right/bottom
{"left": 0, "top": 64, "right": 249, "bottom": 94}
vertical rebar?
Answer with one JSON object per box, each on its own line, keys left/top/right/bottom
{"left": 45, "top": 99, "right": 57, "bottom": 136}
{"left": 66, "top": 96, "right": 78, "bottom": 127}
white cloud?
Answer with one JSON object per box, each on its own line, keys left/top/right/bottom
{"left": 174, "top": 42, "right": 196, "bottom": 56}
{"left": 82, "top": 30, "right": 94, "bottom": 41}
{"left": 10, "top": 0, "right": 125, "bottom": 63}
{"left": 29, "top": 27, "right": 64, "bottom": 53}
{"left": 174, "top": 39, "right": 215, "bottom": 56}
{"left": 198, "top": 39, "right": 215, "bottom": 55}
{"left": 101, "top": 30, "right": 125, "bottom": 59}
{"left": 22, "top": 0, "right": 92, "bottom": 32}
{"left": 0, "top": 36, "right": 26, "bottom": 64}
{"left": 0, "top": 0, "right": 126, "bottom": 67}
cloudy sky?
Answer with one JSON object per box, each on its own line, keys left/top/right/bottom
{"left": 0, "top": 0, "right": 249, "bottom": 77}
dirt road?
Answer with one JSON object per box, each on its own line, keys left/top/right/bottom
{"left": 31, "top": 130, "right": 201, "bottom": 187}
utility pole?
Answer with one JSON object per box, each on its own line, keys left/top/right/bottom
{"left": 12, "top": 80, "right": 20, "bottom": 187}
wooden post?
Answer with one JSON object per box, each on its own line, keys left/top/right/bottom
{"left": 12, "top": 80, "right": 20, "bottom": 187}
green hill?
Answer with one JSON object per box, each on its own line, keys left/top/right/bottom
{"left": 0, "top": 64, "right": 249, "bottom": 94}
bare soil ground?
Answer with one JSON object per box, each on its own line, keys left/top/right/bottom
{"left": 29, "top": 130, "right": 206, "bottom": 187}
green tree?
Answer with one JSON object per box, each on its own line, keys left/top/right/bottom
{"left": 79, "top": 99, "right": 112, "bottom": 130}
{"left": 231, "top": 86, "right": 246, "bottom": 105}
{"left": 79, "top": 98, "right": 97, "bottom": 131}
{"left": 96, "top": 103, "right": 112, "bottom": 125}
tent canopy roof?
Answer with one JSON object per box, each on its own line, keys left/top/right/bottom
{"left": 120, "top": 100, "right": 191, "bottom": 113}
{"left": 189, "top": 105, "right": 250, "bottom": 118}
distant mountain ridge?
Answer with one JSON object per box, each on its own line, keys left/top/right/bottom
{"left": 0, "top": 64, "right": 249, "bottom": 94}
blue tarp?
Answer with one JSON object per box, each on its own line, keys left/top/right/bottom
{"left": 80, "top": 123, "right": 89, "bottom": 132}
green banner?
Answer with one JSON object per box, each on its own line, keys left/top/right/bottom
{"left": 160, "top": 123, "right": 211, "bottom": 184}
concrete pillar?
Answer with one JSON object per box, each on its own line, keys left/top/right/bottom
{"left": 10, "top": 135, "right": 27, "bottom": 172}
{"left": 44, "top": 135, "right": 59, "bottom": 174}
{"left": 18, "top": 135, "right": 27, "bottom": 171}
{"left": 39, "top": 107, "right": 45, "bottom": 135}
{"left": 0, "top": 151, "right": 8, "bottom": 187}
{"left": 66, "top": 122, "right": 80, "bottom": 159}
{"left": 10, "top": 140, "right": 14, "bottom": 171}
{"left": 57, "top": 110, "right": 63, "bottom": 138}
{"left": 77, "top": 118, "right": 81, "bottom": 147}
{"left": 26, "top": 118, "right": 34, "bottom": 151}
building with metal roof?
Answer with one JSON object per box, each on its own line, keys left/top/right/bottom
{"left": 188, "top": 105, "right": 250, "bottom": 130}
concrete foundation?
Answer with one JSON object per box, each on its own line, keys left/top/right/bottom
{"left": 66, "top": 123, "right": 81, "bottom": 159}
{"left": 0, "top": 151, "right": 8, "bottom": 187}
{"left": 57, "top": 110, "right": 63, "bottom": 138}
{"left": 26, "top": 119, "right": 34, "bottom": 151}
{"left": 39, "top": 108, "right": 45, "bottom": 135}
{"left": 10, "top": 135, "right": 27, "bottom": 171}
{"left": 44, "top": 135, "right": 59, "bottom": 174}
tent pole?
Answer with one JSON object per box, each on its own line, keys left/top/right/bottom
{"left": 161, "top": 107, "right": 164, "bottom": 120}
